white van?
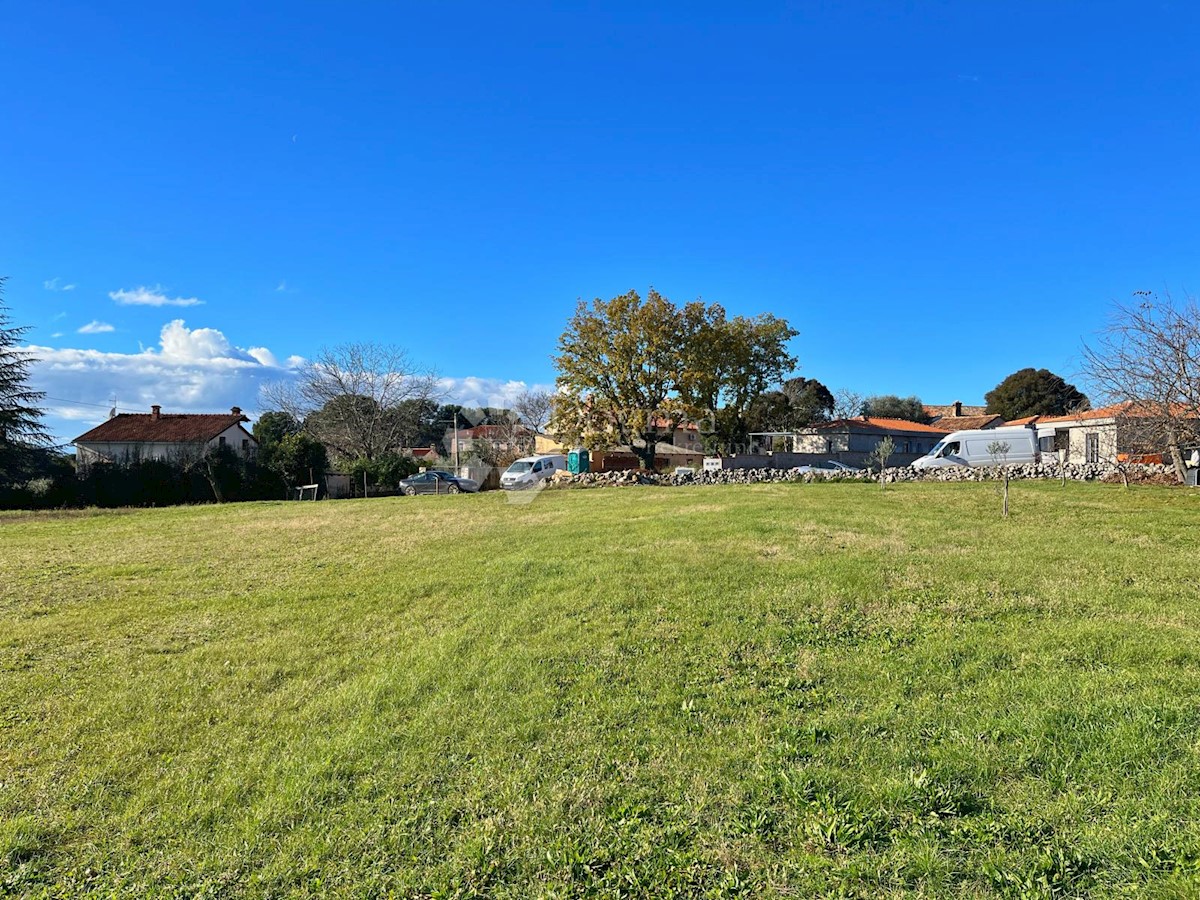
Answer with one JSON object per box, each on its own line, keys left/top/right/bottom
{"left": 500, "top": 454, "right": 567, "bottom": 489}
{"left": 912, "top": 425, "right": 1040, "bottom": 469}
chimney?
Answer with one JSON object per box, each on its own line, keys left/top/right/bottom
{"left": 953, "top": 400, "right": 962, "bottom": 417}
{"left": 151, "top": 405, "right": 161, "bottom": 420}
{"left": 231, "top": 406, "right": 242, "bottom": 416}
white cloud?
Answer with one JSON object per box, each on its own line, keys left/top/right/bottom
{"left": 436, "top": 376, "right": 555, "bottom": 409}
{"left": 50, "top": 332, "right": 63, "bottom": 338}
{"left": 246, "top": 346, "right": 279, "bottom": 367}
{"left": 276, "top": 280, "right": 288, "bottom": 292}
{"left": 77, "top": 320, "right": 115, "bottom": 334}
{"left": 44, "top": 278, "right": 76, "bottom": 291}
{"left": 28, "top": 320, "right": 294, "bottom": 442}
{"left": 109, "top": 285, "right": 204, "bottom": 307}
{"left": 26, "top": 321, "right": 548, "bottom": 443}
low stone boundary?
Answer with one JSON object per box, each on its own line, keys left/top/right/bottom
{"left": 548, "top": 463, "right": 1181, "bottom": 489}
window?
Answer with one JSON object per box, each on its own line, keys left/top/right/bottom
{"left": 242, "top": 438, "right": 250, "bottom": 451}
{"left": 1085, "top": 432, "right": 1100, "bottom": 464}
{"left": 218, "top": 436, "right": 226, "bottom": 448}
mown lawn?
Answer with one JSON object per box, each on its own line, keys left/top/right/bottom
{"left": 2, "top": 481, "right": 1200, "bottom": 898}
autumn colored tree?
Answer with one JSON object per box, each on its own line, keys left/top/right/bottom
{"left": 552, "top": 288, "right": 797, "bottom": 466}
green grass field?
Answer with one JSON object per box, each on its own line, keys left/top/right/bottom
{"left": 3, "top": 482, "right": 1200, "bottom": 898}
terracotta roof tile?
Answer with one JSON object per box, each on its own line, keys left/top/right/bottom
{"left": 1036, "top": 401, "right": 1197, "bottom": 424}
{"left": 74, "top": 412, "right": 250, "bottom": 444}
{"left": 812, "top": 416, "right": 950, "bottom": 435}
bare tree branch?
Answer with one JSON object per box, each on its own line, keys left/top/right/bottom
{"left": 260, "top": 343, "right": 439, "bottom": 462}
{"left": 1082, "top": 290, "right": 1200, "bottom": 481}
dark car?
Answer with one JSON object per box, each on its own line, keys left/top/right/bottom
{"left": 397, "top": 470, "right": 480, "bottom": 496}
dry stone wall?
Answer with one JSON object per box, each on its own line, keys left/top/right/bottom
{"left": 547, "top": 463, "right": 1179, "bottom": 489}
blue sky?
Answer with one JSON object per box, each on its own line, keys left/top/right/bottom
{"left": 4, "top": 2, "right": 1200, "bottom": 442}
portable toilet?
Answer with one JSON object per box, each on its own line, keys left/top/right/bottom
{"left": 568, "top": 448, "right": 590, "bottom": 474}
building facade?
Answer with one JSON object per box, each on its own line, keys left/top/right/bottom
{"left": 74, "top": 406, "right": 257, "bottom": 473}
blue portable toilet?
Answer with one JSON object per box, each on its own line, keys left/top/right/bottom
{"left": 568, "top": 448, "right": 590, "bottom": 474}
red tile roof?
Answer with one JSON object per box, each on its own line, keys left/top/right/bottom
{"left": 1036, "top": 401, "right": 1198, "bottom": 424}
{"left": 812, "top": 416, "right": 951, "bottom": 435}
{"left": 75, "top": 410, "right": 250, "bottom": 444}
{"left": 1035, "top": 402, "right": 1136, "bottom": 424}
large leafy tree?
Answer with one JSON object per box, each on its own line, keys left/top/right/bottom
{"left": 253, "top": 411, "right": 328, "bottom": 487}
{"left": 0, "top": 279, "right": 51, "bottom": 483}
{"left": 553, "top": 289, "right": 688, "bottom": 469}
{"left": 984, "top": 367, "right": 1088, "bottom": 420}
{"left": 745, "top": 377, "right": 834, "bottom": 435}
{"left": 781, "top": 377, "right": 835, "bottom": 425}
{"left": 678, "top": 304, "right": 798, "bottom": 452}
{"left": 861, "top": 394, "right": 928, "bottom": 423}
{"left": 552, "top": 288, "right": 797, "bottom": 465}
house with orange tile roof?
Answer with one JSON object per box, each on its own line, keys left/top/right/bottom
{"left": 785, "top": 416, "right": 951, "bottom": 467}
{"left": 73, "top": 405, "right": 257, "bottom": 473}
{"left": 1029, "top": 401, "right": 1200, "bottom": 467}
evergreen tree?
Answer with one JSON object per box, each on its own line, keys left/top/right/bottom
{"left": 0, "top": 279, "right": 51, "bottom": 483}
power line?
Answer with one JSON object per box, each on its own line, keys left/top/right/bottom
{"left": 43, "top": 397, "right": 139, "bottom": 413}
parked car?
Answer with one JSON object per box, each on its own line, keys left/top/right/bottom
{"left": 796, "top": 461, "right": 863, "bottom": 475}
{"left": 912, "top": 425, "right": 1040, "bottom": 469}
{"left": 500, "top": 454, "right": 567, "bottom": 490}
{"left": 398, "top": 470, "right": 480, "bottom": 495}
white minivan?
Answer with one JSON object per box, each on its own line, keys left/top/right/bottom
{"left": 912, "top": 425, "right": 1040, "bottom": 469}
{"left": 500, "top": 454, "right": 567, "bottom": 489}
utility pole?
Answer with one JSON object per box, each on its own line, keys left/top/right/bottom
{"left": 453, "top": 411, "right": 460, "bottom": 471}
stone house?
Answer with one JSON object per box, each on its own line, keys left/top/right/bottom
{"left": 74, "top": 406, "right": 257, "bottom": 474}
{"left": 924, "top": 400, "right": 1005, "bottom": 432}
{"left": 924, "top": 400, "right": 987, "bottom": 420}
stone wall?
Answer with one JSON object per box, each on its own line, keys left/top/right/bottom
{"left": 549, "top": 462, "right": 1182, "bottom": 489}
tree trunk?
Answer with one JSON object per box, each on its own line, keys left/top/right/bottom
{"left": 1002, "top": 472, "right": 1009, "bottom": 517}
{"left": 203, "top": 459, "right": 225, "bottom": 503}
{"left": 637, "top": 437, "right": 657, "bottom": 471}
{"left": 1169, "top": 443, "right": 1188, "bottom": 484}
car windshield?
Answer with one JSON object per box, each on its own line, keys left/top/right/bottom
{"left": 507, "top": 461, "right": 534, "bottom": 473}
{"left": 929, "top": 441, "right": 945, "bottom": 456}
